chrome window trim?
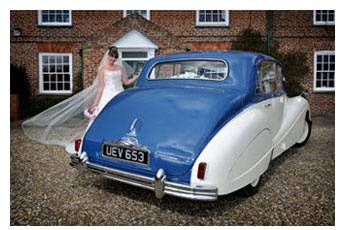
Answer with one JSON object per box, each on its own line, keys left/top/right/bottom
{"left": 146, "top": 58, "right": 229, "bottom": 82}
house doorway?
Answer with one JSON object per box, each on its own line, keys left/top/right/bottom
{"left": 112, "top": 29, "right": 158, "bottom": 77}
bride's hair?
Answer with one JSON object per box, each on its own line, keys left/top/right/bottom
{"left": 108, "top": 46, "right": 119, "bottom": 58}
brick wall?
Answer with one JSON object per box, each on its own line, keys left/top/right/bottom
{"left": 10, "top": 10, "right": 335, "bottom": 115}
{"left": 272, "top": 11, "right": 335, "bottom": 115}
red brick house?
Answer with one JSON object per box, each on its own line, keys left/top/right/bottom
{"left": 10, "top": 10, "right": 335, "bottom": 118}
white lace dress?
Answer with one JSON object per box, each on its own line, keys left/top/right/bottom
{"left": 97, "top": 69, "right": 124, "bottom": 114}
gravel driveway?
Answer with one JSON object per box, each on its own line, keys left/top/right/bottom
{"left": 10, "top": 116, "right": 334, "bottom": 225}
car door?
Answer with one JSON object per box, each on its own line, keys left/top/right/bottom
{"left": 271, "top": 64, "right": 286, "bottom": 137}
{"left": 256, "top": 60, "right": 282, "bottom": 136}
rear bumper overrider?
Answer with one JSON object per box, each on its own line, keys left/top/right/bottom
{"left": 70, "top": 152, "right": 218, "bottom": 201}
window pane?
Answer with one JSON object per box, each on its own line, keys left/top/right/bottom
{"left": 316, "top": 80, "right": 321, "bottom": 87}
{"left": 42, "top": 65, "right": 48, "bottom": 72}
{"left": 64, "top": 74, "right": 70, "bottom": 82}
{"left": 56, "top": 65, "right": 62, "bottom": 72}
{"left": 329, "top": 72, "right": 335, "bottom": 80}
{"left": 63, "top": 56, "right": 69, "bottom": 63}
{"left": 329, "top": 13, "right": 334, "bottom": 21}
{"left": 49, "top": 14, "right": 56, "bottom": 22}
{"left": 63, "top": 65, "right": 69, "bottom": 72}
{"left": 316, "top": 13, "right": 321, "bottom": 21}
{"left": 149, "top": 60, "right": 227, "bottom": 80}
{"left": 56, "top": 56, "right": 62, "bottom": 63}
{"left": 330, "top": 55, "right": 335, "bottom": 62}
{"left": 330, "top": 63, "right": 335, "bottom": 71}
{"left": 57, "top": 82, "right": 63, "bottom": 90}
{"left": 50, "top": 65, "right": 56, "bottom": 72}
{"left": 56, "top": 14, "right": 62, "bottom": 22}
{"left": 64, "top": 83, "right": 70, "bottom": 90}
{"left": 49, "top": 56, "right": 55, "bottom": 63}
{"left": 323, "top": 62, "right": 329, "bottom": 70}
{"left": 256, "top": 62, "right": 277, "bottom": 94}
{"left": 220, "top": 11, "right": 226, "bottom": 22}
{"left": 63, "top": 13, "right": 70, "bottom": 22}
{"left": 329, "top": 81, "right": 334, "bottom": 87}
{"left": 51, "top": 74, "right": 56, "bottom": 81}
{"left": 122, "top": 51, "right": 148, "bottom": 58}
{"left": 317, "top": 63, "right": 322, "bottom": 70}
{"left": 316, "top": 72, "right": 322, "bottom": 80}
{"left": 57, "top": 74, "right": 63, "bottom": 82}
{"left": 43, "top": 74, "right": 49, "bottom": 82}
{"left": 43, "top": 83, "right": 50, "bottom": 90}
{"left": 51, "top": 83, "right": 56, "bottom": 90}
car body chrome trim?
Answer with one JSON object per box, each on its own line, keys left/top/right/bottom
{"left": 70, "top": 154, "right": 217, "bottom": 201}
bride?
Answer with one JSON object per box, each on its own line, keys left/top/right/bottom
{"left": 22, "top": 46, "right": 139, "bottom": 147}
{"left": 86, "top": 46, "right": 139, "bottom": 119}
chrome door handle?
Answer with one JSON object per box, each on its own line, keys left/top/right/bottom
{"left": 264, "top": 103, "right": 271, "bottom": 108}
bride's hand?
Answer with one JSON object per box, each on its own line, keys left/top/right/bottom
{"left": 88, "top": 105, "right": 98, "bottom": 114}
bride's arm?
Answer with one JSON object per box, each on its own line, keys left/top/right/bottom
{"left": 121, "top": 66, "right": 140, "bottom": 85}
{"left": 91, "top": 67, "right": 105, "bottom": 111}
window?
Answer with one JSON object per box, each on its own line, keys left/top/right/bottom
{"left": 314, "top": 51, "right": 335, "bottom": 92}
{"left": 148, "top": 60, "right": 227, "bottom": 81}
{"left": 257, "top": 61, "right": 276, "bottom": 94}
{"left": 38, "top": 10, "right": 72, "bottom": 26}
{"left": 123, "top": 10, "right": 150, "bottom": 20}
{"left": 119, "top": 49, "right": 154, "bottom": 77}
{"left": 39, "top": 53, "right": 73, "bottom": 94}
{"left": 196, "top": 10, "right": 229, "bottom": 27}
{"left": 313, "top": 10, "right": 335, "bottom": 25}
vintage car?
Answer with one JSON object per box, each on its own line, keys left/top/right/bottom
{"left": 68, "top": 51, "right": 312, "bottom": 201}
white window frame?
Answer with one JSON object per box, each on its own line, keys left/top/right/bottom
{"left": 123, "top": 10, "right": 150, "bottom": 20}
{"left": 39, "top": 53, "right": 73, "bottom": 94}
{"left": 196, "top": 10, "right": 229, "bottom": 27}
{"left": 119, "top": 48, "right": 155, "bottom": 75}
{"left": 313, "top": 10, "right": 335, "bottom": 26}
{"left": 38, "top": 10, "right": 72, "bottom": 26}
{"left": 313, "top": 51, "right": 335, "bottom": 92}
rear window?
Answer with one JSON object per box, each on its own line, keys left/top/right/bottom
{"left": 148, "top": 59, "right": 227, "bottom": 81}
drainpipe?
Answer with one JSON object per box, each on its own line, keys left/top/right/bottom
{"left": 77, "top": 48, "right": 83, "bottom": 90}
{"left": 266, "top": 11, "right": 273, "bottom": 55}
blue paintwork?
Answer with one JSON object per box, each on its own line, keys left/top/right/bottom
{"left": 81, "top": 51, "right": 283, "bottom": 184}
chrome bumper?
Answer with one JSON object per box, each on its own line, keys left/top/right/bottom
{"left": 70, "top": 153, "right": 217, "bottom": 201}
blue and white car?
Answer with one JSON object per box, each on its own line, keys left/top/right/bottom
{"left": 69, "top": 51, "right": 312, "bottom": 201}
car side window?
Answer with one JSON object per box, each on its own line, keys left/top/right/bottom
{"left": 276, "top": 65, "right": 284, "bottom": 93}
{"left": 256, "top": 61, "right": 277, "bottom": 94}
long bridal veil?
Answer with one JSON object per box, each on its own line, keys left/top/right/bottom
{"left": 22, "top": 47, "right": 135, "bottom": 147}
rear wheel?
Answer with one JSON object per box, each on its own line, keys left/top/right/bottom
{"left": 295, "top": 115, "right": 312, "bottom": 147}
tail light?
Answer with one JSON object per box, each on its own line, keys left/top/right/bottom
{"left": 197, "top": 162, "right": 207, "bottom": 180}
{"left": 75, "top": 139, "right": 82, "bottom": 152}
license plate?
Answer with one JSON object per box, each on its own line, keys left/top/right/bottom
{"left": 102, "top": 141, "right": 149, "bottom": 165}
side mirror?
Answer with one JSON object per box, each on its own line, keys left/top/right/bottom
{"left": 300, "top": 89, "right": 309, "bottom": 98}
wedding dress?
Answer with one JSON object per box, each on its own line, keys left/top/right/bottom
{"left": 97, "top": 69, "right": 124, "bottom": 115}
